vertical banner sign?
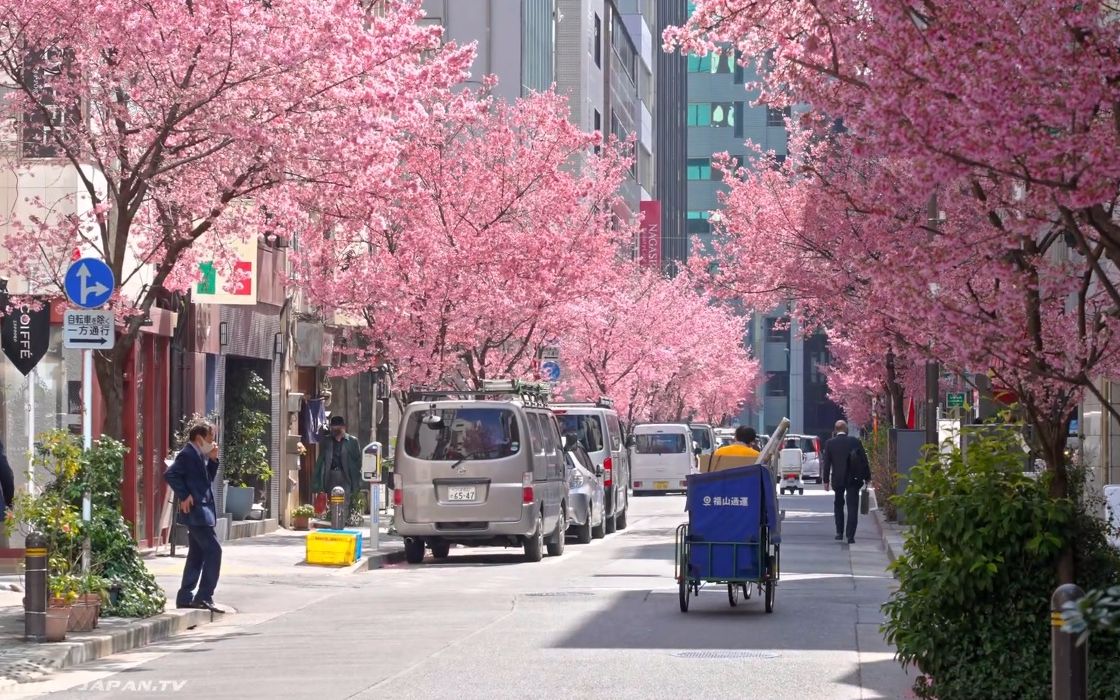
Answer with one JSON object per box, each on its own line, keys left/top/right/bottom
{"left": 638, "top": 200, "right": 662, "bottom": 270}
{"left": 1, "top": 299, "right": 51, "bottom": 375}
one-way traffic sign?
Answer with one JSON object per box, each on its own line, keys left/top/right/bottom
{"left": 64, "top": 258, "right": 115, "bottom": 309}
{"left": 63, "top": 310, "right": 115, "bottom": 349}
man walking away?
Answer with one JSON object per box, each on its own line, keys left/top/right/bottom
{"left": 821, "top": 420, "right": 871, "bottom": 544}
{"left": 164, "top": 422, "right": 225, "bottom": 613}
{"left": 313, "top": 415, "right": 363, "bottom": 520}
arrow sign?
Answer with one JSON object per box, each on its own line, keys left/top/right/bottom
{"left": 63, "top": 258, "right": 115, "bottom": 309}
{"left": 63, "top": 310, "right": 115, "bottom": 350}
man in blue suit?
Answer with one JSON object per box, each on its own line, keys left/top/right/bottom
{"left": 164, "top": 422, "right": 225, "bottom": 613}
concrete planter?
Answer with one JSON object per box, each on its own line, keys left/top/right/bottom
{"left": 225, "top": 486, "right": 254, "bottom": 521}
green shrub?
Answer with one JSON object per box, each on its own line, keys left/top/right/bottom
{"left": 882, "top": 430, "right": 1120, "bottom": 699}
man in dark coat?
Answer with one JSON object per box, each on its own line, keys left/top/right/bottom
{"left": 313, "top": 415, "right": 363, "bottom": 519}
{"left": 164, "top": 422, "right": 224, "bottom": 613}
{"left": 821, "top": 420, "right": 871, "bottom": 544}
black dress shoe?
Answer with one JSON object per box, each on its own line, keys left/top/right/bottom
{"left": 847, "top": 538, "right": 855, "bottom": 544}
{"left": 192, "top": 600, "right": 225, "bottom": 614}
{"left": 835, "top": 534, "right": 843, "bottom": 540}
{"left": 175, "top": 602, "right": 195, "bottom": 609}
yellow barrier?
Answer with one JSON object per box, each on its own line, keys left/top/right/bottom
{"left": 305, "top": 530, "right": 359, "bottom": 566}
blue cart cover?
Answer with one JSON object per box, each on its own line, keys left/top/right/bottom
{"left": 684, "top": 465, "right": 780, "bottom": 580}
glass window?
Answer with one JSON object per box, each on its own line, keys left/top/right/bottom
{"left": 687, "top": 54, "right": 711, "bottom": 73}
{"left": 686, "top": 158, "right": 711, "bottom": 180}
{"left": 687, "top": 103, "right": 711, "bottom": 127}
{"left": 606, "top": 414, "right": 623, "bottom": 450}
{"left": 557, "top": 414, "right": 605, "bottom": 452}
{"left": 766, "top": 373, "right": 790, "bottom": 397}
{"left": 527, "top": 412, "right": 546, "bottom": 456}
{"left": 691, "top": 427, "right": 712, "bottom": 451}
{"left": 594, "top": 14, "right": 601, "bottom": 68}
{"left": 767, "top": 106, "right": 792, "bottom": 127}
{"left": 403, "top": 408, "right": 521, "bottom": 460}
{"left": 765, "top": 316, "right": 790, "bottom": 342}
{"left": 635, "top": 433, "right": 687, "bottom": 454}
{"left": 686, "top": 210, "right": 710, "bottom": 220}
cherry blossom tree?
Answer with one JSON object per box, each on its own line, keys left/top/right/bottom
{"left": 298, "top": 89, "right": 634, "bottom": 390}
{"left": 560, "top": 265, "right": 759, "bottom": 424}
{"left": 0, "top": 0, "right": 473, "bottom": 437}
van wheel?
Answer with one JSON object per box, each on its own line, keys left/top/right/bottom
{"left": 524, "top": 511, "right": 544, "bottom": 562}
{"left": 430, "top": 541, "right": 450, "bottom": 560}
{"left": 591, "top": 511, "right": 606, "bottom": 539}
{"left": 575, "top": 510, "right": 592, "bottom": 544}
{"left": 616, "top": 508, "right": 628, "bottom": 531}
{"left": 546, "top": 504, "right": 566, "bottom": 557}
{"left": 604, "top": 512, "right": 617, "bottom": 535}
{"left": 404, "top": 537, "right": 425, "bottom": 564}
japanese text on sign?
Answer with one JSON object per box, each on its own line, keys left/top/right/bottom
{"left": 701, "top": 496, "right": 749, "bottom": 507}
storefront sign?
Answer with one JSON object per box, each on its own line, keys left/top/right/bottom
{"left": 638, "top": 200, "right": 661, "bottom": 270}
{"left": 193, "top": 236, "right": 258, "bottom": 305}
{"left": 1, "top": 298, "right": 51, "bottom": 375}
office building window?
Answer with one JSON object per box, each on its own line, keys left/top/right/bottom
{"left": 686, "top": 210, "right": 711, "bottom": 220}
{"left": 594, "top": 14, "right": 601, "bottom": 68}
{"left": 686, "top": 158, "right": 712, "bottom": 180}
{"left": 687, "top": 51, "right": 735, "bottom": 74}
{"left": 765, "top": 373, "right": 790, "bottom": 397}
{"left": 767, "top": 106, "right": 792, "bottom": 127}
{"left": 765, "top": 316, "right": 790, "bottom": 342}
{"left": 688, "top": 103, "right": 735, "bottom": 127}
{"left": 593, "top": 109, "right": 601, "bottom": 154}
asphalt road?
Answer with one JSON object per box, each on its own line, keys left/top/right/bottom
{"left": 9, "top": 486, "right": 913, "bottom": 700}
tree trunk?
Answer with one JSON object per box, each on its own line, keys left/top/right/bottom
{"left": 1035, "top": 413, "right": 1075, "bottom": 585}
{"left": 884, "top": 351, "right": 906, "bottom": 428}
{"left": 93, "top": 334, "right": 135, "bottom": 440}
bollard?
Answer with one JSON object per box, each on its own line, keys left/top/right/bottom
{"left": 1052, "top": 583, "right": 1088, "bottom": 700}
{"left": 330, "top": 486, "right": 346, "bottom": 530}
{"left": 23, "top": 532, "right": 48, "bottom": 642}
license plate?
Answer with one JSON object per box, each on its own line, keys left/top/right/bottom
{"left": 654, "top": 481, "right": 669, "bottom": 489}
{"left": 447, "top": 486, "right": 477, "bottom": 502}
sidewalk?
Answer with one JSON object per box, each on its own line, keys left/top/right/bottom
{"left": 0, "top": 511, "right": 404, "bottom": 690}
{"left": 868, "top": 489, "right": 907, "bottom": 568}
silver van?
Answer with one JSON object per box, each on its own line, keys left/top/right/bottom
{"left": 552, "top": 398, "right": 630, "bottom": 533}
{"left": 393, "top": 381, "right": 569, "bottom": 564}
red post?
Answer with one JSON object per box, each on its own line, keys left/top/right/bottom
{"left": 122, "top": 346, "right": 138, "bottom": 534}
{"left": 144, "top": 336, "right": 157, "bottom": 546}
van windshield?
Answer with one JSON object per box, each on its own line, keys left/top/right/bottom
{"left": 690, "top": 428, "right": 712, "bottom": 451}
{"left": 556, "top": 414, "right": 605, "bottom": 452}
{"left": 635, "top": 433, "right": 686, "bottom": 454}
{"left": 404, "top": 408, "right": 520, "bottom": 460}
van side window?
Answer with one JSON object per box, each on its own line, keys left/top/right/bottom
{"left": 527, "top": 412, "right": 546, "bottom": 456}
{"left": 606, "top": 414, "right": 623, "bottom": 450}
{"left": 545, "top": 415, "right": 566, "bottom": 479}
{"left": 541, "top": 415, "right": 559, "bottom": 455}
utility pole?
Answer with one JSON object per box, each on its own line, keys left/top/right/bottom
{"left": 925, "top": 194, "right": 940, "bottom": 448}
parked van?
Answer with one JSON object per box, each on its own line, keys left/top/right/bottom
{"left": 630, "top": 423, "right": 698, "bottom": 495}
{"left": 393, "top": 380, "right": 568, "bottom": 564}
{"left": 552, "top": 397, "right": 630, "bottom": 533}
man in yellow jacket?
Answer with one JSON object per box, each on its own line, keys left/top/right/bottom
{"left": 704, "top": 426, "right": 761, "bottom": 472}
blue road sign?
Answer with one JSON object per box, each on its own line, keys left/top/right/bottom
{"left": 541, "top": 360, "right": 561, "bottom": 382}
{"left": 64, "top": 258, "right": 115, "bottom": 309}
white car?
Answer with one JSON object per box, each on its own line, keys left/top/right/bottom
{"left": 784, "top": 434, "right": 823, "bottom": 483}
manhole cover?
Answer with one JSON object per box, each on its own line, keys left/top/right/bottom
{"left": 523, "top": 592, "right": 595, "bottom": 597}
{"left": 672, "top": 650, "right": 781, "bottom": 659}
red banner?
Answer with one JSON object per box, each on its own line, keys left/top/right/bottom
{"left": 638, "top": 200, "right": 661, "bottom": 270}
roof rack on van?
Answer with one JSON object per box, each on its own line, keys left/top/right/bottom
{"left": 406, "top": 379, "right": 552, "bottom": 407}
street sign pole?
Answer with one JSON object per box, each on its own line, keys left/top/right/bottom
{"left": 63, "top": 257, "right": 115, "bottom": 577}
{"left": 81, "top": 348, "right": 92, "bottom": 574}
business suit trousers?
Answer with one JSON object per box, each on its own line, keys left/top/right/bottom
{"left": 177, "top": 525, "right": 222, "bottom": 606}
{"left": 834, "top": 483, "right": 861, "bottom": 540}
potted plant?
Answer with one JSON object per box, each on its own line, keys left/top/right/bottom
{"left": 223, "top": 371, "right": 273, "bottom": 520}
{"left": 73, "top": 573, "right": 108, "bottom": 631}
{"left": 47, "top": 571, "right": 79, "bottom": 641}
{"left": 292, "top": 504, "right": 314, "bottom": 531}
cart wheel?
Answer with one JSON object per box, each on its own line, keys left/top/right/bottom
{"left": 765, "top": 580, "right": 775, "bottom": 613}
{"left": 743, "top": 583, "right": 752, "bottom": 599}
{"left": 679, "top": 577, "right": 691, "bottom": 613}
{"left": 728, "top": 583, "right": 739, "bottom": 607}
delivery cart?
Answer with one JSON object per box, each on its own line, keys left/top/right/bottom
{"left": 674, "top": 463, "right": 781, "bottom": 613}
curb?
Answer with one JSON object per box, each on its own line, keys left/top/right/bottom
{"left": 0, "top": 607, "right": 217, "bottom": 689}
{"left": 338, "top": 547, "right": 407, "bottom": 575}
{"left": 872, "top": 508, "right": 905, "bottom": 570}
